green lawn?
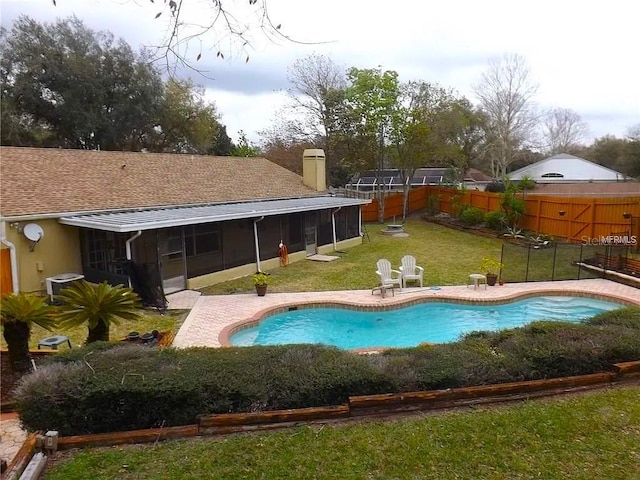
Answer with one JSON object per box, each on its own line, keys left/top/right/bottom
{"left": 1, "top": 309, "right": 189, "bottom": 351}
{"left": 200, "top": 218, "right": 503, "bottom": 294}
{"left": 45, "top": 385, "right": 640, "bottom": 480}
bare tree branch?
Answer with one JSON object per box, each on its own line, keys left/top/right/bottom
{"left": 473, "top": 53, "right": 539, "bottom": 179}
{"left": 543, "top": 107, "right": 589, "bottom": 155}
{"left": 51, "top": 0, "right": 330, "bottom": 74}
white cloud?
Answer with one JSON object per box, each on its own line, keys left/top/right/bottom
{"left": 207, "top": 89, "right": 290, "bottom": 144}
{"left": 2, "top": 0, "right": 639, "bottom": 145}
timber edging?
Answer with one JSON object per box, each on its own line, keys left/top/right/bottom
{"left": 5, "top": 360, "right": 640, "bottom": 477}
{"left": 2, "top": 433, "right": 38, "bottom": 480}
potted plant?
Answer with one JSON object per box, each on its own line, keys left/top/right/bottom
{"left": 253, "top": 271, "right": 271, "bottom": 296}
{"left": 479, "top": 257, "right": 504, "bottom": 286}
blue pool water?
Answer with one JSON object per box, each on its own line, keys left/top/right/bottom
{"left": 230, "top": 296, "right": 623, "bottom": 349}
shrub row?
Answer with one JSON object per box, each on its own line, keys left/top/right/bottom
{"left": 14, "top": 307, "right": 640, "bottom": 435}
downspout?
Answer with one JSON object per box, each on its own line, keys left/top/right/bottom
{"left": 125, "top": 230, "right": 142, "bottom": 260}
{"left": 125, "top": 230, "right": 142, "bottom": 287}
{"left": 331, "top": 207, "right": 342, "bottom": 251}
{"left": 358, "top": 208, "right": 363, "bottom": 237}
{"left": 0, "top": 221, "right": 19, "bottom": 293}
{"left": 253, "top": 216, "right": 264, "bottom": 271}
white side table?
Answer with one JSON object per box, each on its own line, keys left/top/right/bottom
{"left": 467, "top": 274, "right": 487, "bottom": 290}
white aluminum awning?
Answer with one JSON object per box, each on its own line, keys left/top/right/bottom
{"left": 59, "top": 196, "right": 372, "bottom": 232}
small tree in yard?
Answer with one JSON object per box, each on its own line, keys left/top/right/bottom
{"left": 56, "top": 280, "right": 142, "bottom": 344}
{"left": 1, "top": 293, "right": 57, "bottom": 373}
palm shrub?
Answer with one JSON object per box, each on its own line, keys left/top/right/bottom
{"left": 1, "top": 292, "right": 57, "bottom": 372}
{"left": 56, "top": 280, "right": 142, "bottom": 344}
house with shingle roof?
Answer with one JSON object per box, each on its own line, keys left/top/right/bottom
{"left": 0, "top": 147, "right": 370, "bottom": 299}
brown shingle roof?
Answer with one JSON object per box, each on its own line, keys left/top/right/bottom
{"left": 0, "top": 147, "right": 321, "bottom": 217}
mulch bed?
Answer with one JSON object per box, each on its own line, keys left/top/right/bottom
{"left": 422, "top": 214, "right": 504, "bottom": 240}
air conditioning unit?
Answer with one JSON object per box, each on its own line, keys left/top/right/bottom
{"left": 45, "top": 273, "right": 84, "bottom": 301}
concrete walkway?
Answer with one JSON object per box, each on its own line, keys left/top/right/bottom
{"left": 0, "top": 412, "right": 27, "bottom": 471}
{"left": 172, "top": 279, "right": 640, "bottom": 348}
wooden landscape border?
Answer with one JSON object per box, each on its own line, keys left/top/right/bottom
{"left": 5, "top": 361, "right": 639, "bottom": 478}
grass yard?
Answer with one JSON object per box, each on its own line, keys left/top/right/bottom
{"left": 0, "top": 309, "right": 189, "bottom": 351}
{"left": 44, "top": 385, "right": 640, "bottom": 480}
{"left": 200, "top": 218, "right": 503, "bottom": 295}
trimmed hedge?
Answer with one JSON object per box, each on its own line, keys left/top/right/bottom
{"left": 14, "top": 308, "right": 640, "bottom": 435}
{"left": 16, "top": 344, "right": 392, "bottom": 435}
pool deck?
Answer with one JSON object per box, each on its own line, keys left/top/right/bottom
{"left": 172, "top": 279, "right": 640, "bottom": 348}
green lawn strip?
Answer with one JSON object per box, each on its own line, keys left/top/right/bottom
{"left": 200, "top": 219, "right": 503, "bottom": 295}
{"left": 1, "top": 309, "right": 189, "bottom": 351}
{"left": 46, "top": 386, "right": 640, "bottom": 480}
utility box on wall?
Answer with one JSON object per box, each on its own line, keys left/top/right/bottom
{"left": 45, "top": 273, "right": 84, "bottom": 301}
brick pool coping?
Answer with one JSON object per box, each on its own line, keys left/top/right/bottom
{"left": 170, "top": 279, "right": 640, "bottom": 349}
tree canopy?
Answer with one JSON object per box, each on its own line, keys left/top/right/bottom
{"left": 1, "top": 15, "right": 163, "bottom": 150}
{"left": 1, "top": 15, "right": 232, "bottom": 154}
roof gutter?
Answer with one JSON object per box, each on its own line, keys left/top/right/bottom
{"left": 0, "top": 221, "right": 19, "bottom": 293}
{"left": 1, "top": 194, "right": 366, "bottom": 224}
{"left": 253, "top": 216, "right": 265, "bottom": 272}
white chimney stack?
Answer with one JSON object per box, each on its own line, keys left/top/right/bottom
{"left": 302, "top": 149, "right": 326, "bottom": 192}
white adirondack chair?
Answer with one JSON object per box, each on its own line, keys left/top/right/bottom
{"left": 376, "top": 259, "right": 402, "bottom": 290}
{"left": 399, "top": 255, "right": 424, "bottom": 288}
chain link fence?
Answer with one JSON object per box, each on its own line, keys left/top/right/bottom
{"left": 500, "top": 242, "right": 635, "bottom": 283}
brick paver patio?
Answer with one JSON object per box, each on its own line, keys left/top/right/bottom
{"left": 172, "top": 279, "right": 640, "bottom": 348}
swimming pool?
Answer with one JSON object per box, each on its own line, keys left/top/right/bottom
{"left": 229, "top": 296, "right": 623, "bottom": 349}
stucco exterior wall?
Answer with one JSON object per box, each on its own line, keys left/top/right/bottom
{"left": 7, "top": 220, "right": 82, "bottom": 294}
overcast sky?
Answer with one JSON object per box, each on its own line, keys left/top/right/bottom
{"left": 2, "top": 0, "right": 640, "bottom": 146}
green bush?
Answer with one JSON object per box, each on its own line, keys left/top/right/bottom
{"left": 42, "top": 341, "right": 123, "bottom": 365}
{"left": 582, "top": 307, "right": 640, "bottom": 328}
{"left": 458, "top": 206, "right": 485, "bottom": 226}
{"left": 485, "top": 181, "right": 506, "bottom": 193}
{"left": 14, "top": 309, "right": 640, "bottom": 435}
{"left": 484, "top": 211, "right": 506, "bottom": 231}
{"left": 16, "top": 344, "right": 393, "bottom": 435}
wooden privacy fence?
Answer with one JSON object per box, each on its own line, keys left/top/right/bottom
{"left": 361, "top": 187, "right": 428, "bottom": 222}
{"left": 365, "top": 185, "right": 640, "bottom": 245}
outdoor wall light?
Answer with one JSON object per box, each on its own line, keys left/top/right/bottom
{"left": 622, "top": 212, "right": 632, "bottom": 219}
{"left": 558, "top": 210, "right": 566, "bottom": 217}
